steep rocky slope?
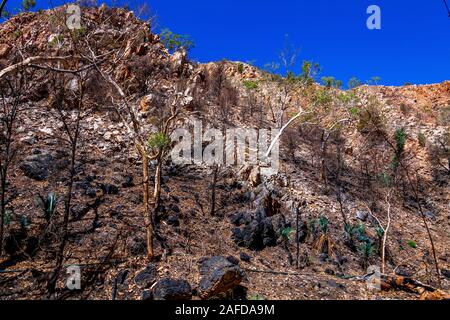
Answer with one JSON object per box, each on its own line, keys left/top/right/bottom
{"left": 0, "top": 6, "right": 448, "bottom": 300}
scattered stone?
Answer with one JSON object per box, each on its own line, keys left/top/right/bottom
{"left": 441, "top": 269, "right": 450, "bottom": 279}
{"left": 356, "top": 210, "right": 368, "bottom": 221}
{"left": 19, "top": 152, "right": 54, "bottom": 181}
{"left": 166, "top": 214, "right": 180, "bottom": 227}
{"left": 226, "top": 256, "right": 240, "bottom": 265}
{"left": 229, "top": 212, "right": 252, "bottom": 226}
{"left": 325, "top": 268, "right": 335, "bottom": 275}
{"left": 232, "top": 217, "right": 276, "bottom": 251}
{"left": 122, "top": 174, "right": 134, "bottom": 188}
{"left": 134, "top": 264, "right": 158, "bottom": 289}
{"left": 197, "top": 256, "right": 245, "bottom": 299}
{"left": 239, "top": 252, "right": 251, "bottom": 262}
{"left": 141, "top": 290, "right": 152, "bottom": 301}
{"left": 127, "top": 237, "right": 146, "bottom": 256}
{"left": 169, "top": 203, "right": 181, "bottom": 213}
{"left": 100, "top": 183, "right": 119, "bottom": 195}
{"left": 324, "top": 280, "right": 345, "bottom": 290}
{"left": 152, "top": 278, "right": 192, "bottom": 300}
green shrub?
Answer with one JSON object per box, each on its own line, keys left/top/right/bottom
{"left": 147, "top": 132, "right": 171, "bottom": 150}
{"left": 314, "top": 88, "right": 332, "bottom": 106}
{"left": 321, "top": 76, "right": 341, "bottom": 88}
{"left": 348, "top": 77, "right": 362, "bottom": 89}
{"left": 281, "top": 227, "right": 295, "bottom": 240}
{"left": 159, "top": 28, "right": 195, "bottom": 53}
{"left": 35, "top": 192, "right": 57, "bottom": 222}
{"left": 394, "top": 128, "right": 407, "bottom": 154}
{"left": 407, "top": 240, "right": 417, "bottom": 249}
{"left": 22, "top": 0, "right": 36, "bottom": 11}
{"left": 375, "top": 227, "right": 384, "bottom": 238}
{"left": 3, "top": 210, "right": 13, "bottom": 226}
{"left": 358, "top": 242, "right": 374, "bottom": 263}
{"left": 378, "top": 172, "right": 392, "bottom": 187}
{"left": 237, "top": 63, "right": 244, "bottom": 74}
{"left": 418, "top": 132, "right": 426, "bottom": 147}
{"left": 318, "top": 215, "right": 329, "bottom": 233}
{"left": 243, "top": 80, "right": 258, "bottom": 90}
{"left": 357, "top": 98, "right": 386, "bottom": 134}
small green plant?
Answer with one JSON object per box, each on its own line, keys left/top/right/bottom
{"left": 48, "top": 34, "right": 64, "bottom": 48}
{"left": 378, "top": 172, "right": 391, "bottom": 187}
{"left": 237, "top": 63, "right": 244, "bottom": 74}
{"left": 314, "top": 88, "right": 332, "bottom": 106}
{"left": 392, "top": 128, "right": 407, "bottom": 170}
{"left": 281, "top": 226, "right": 295, "bottom": 240}
{"left": 299, "top": 60, "right": 321, "bottom": 85}
{"left": 243, "top": 80, "right": 258, "bottom": 90}
{"left": 407, "top": 240, "right": 417, "bottom": 249}
{"left": 72, "top": 28, "right": 87, "bottom": 41}
{"left": 35, "top": 192, "right": 57, "bottom": 222}
{"left": 19, "top": 215, "right": 30, "bottom": 229}
{"left": 321, "top": 76, "right": 341, "bottom": 88}
{"left": 159, "top": 28, "right": 195, "bottom": 53}
{"left": 147, "top": 132, "right": 171, "bottom": 150}
{"left": 3, "top": 210, "right": 13, "bottom": 226}
{"left": 394, "top": 128, "right": 407, "bottom": 154}
{"left": 318, "top": 215, "right": 329, "bottom": 233}
{"left": 21, "top": 0, "right": 36, "bottom": 11}
{"left": 375, "top": 227, "right": 384, "bottom": 238}
{"left": 358, "top": 241, "right": 374, "bottom": 267}
{"left": 348, "top": 77, "right": 362, "bottom": 89}
{"left": 418, "top": 132, "right": 426, "bottom": 147}
{"left": 345, "top": 223, "right": 368, "bottom": 242}
{"left": 348, "top": 106, "right": 359, "bottom": 117}
{"left": 249, "top": 293, "right": 266, "bottom": 300}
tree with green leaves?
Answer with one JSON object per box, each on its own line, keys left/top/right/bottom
{"left": 21, "top": 0, "right": 35, "bottom": 11}
{"left": 159, "top": 28, "right": 195, "bottom": 53}
{"left": 348, "top": 77, "right": 362, "bottom": 89}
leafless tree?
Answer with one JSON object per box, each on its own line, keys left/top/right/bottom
{"left": 0, "top": 68, "right": 37, "bottom": 256}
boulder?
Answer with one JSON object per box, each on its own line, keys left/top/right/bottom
{"left": 231, "top": 215, "right": 276, "bottom": 250}
{"left": 19, "top": 152, "right": 54, "bottom": 181}
{"left": 239, "top": 252, "right": 251, "bottom": 262}
{"left": 229, "top": 212, "right": 252, "bottom": 226}
{"left": 197, "top": 256, "right": 245, "bottom": 299}
{"left": 152, "top": 278, "right": 192, "bottom": 300}
{"left": 356, "top": 210, "right": 368, "bottom": 221}
{"left": 134, "top": 264, "right": 157, "bottom": 289}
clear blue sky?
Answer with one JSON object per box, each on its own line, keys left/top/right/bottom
{"left": 3, "top": 1, "right": 450, "bottom": 86}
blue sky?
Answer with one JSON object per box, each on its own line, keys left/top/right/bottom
{"left": 3, "top": 1, "right": 450, "bottom": 86}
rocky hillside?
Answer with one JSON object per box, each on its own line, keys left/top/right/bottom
{"left": 0, "top": 6, "right": 449, "bottom": 300}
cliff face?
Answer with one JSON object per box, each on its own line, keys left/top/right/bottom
{"left": 0, "top": 6, "right": 448, "bottom": 300}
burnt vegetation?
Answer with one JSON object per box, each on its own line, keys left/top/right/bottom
{"left": 0, "top": 4, "right": 448, "bottom": 301}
